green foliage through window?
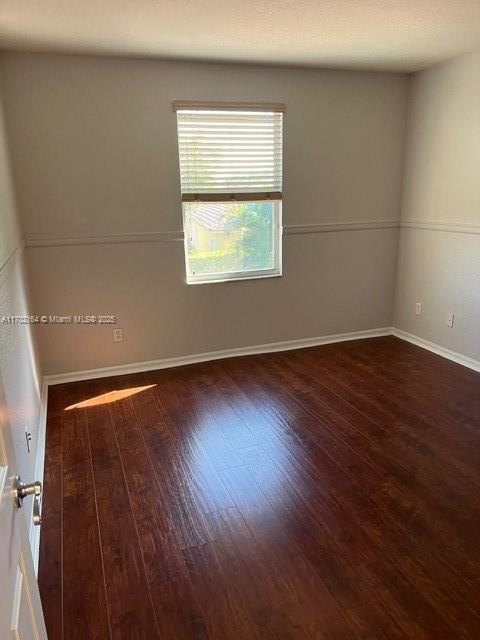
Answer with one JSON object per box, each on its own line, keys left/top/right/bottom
{"left": 184, "top": 201, "right": 276, "bottom": 277}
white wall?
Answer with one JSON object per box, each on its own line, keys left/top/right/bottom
{"left": 0, "top": 73, "right": 42, "bottom": 496}
{"left": 0, "top": 53, "right": 409, "bottom": 375}
{"left": 394, "top": 52, "right": 480, "bottom": 361}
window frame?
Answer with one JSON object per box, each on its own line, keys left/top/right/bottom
{"left": 174, "top": 102, "right": 285, "bottom": 285}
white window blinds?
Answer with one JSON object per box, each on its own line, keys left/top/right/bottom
{"left": 175, "top": 105, "right": 283, "bottom": 201}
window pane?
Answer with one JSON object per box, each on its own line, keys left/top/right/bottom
{"left": 183, "top": 201, "right": 278, "bottom": 280}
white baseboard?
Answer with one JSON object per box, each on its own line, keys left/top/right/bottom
{"left": 392, "top": 328, "right": 480, "bottom": 373}
{"left": 44, "top": 326, "right": 480, "bottom": 386}
{"left": 45, "top": 327, "right": 393, "bottom": 386}
{"left": 30, "top": 379, "right": 48, "bottom": 577}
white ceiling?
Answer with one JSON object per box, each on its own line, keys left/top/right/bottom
{"left": 1, "top": 0, "right": 480, "bottom": 72}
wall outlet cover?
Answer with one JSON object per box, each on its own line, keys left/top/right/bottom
{"left": 113, "top": 328, "right": 124, "bottom": 342}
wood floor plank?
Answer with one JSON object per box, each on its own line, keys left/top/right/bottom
{"left": 84, "top": 392, "right": 160, "bottom": 640}
{"left": 128, "top": 375, "right": 213, "bottom": 550}
{"left": 236, "top": 350, "right": 479, "bottom": 619}
{"left": 40, "top": 337, "right": 480, "bottom": 639}
{"left": 37, "top": 407, "right": 63, "bottom": 640}
{"left": 215, "top": 360, "right": 458, "bottom": 639}
{"left": 62, "top": 396, "right": 111, "bottom": 640}
{"left": 109, "top": 393, "right": 209, "bottom": 639}
{"left": 281, "top": 347, "right": 480, "bottom": 500}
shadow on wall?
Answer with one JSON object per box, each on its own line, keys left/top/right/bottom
{"left": 0, "top": 251, "right": 43, "bottom": 483}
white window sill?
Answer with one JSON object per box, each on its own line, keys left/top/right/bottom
{"left": 186, "top": 270, "right": 282, "bottom": 285}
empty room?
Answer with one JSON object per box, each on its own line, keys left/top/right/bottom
{"left": 0, "top": 1, "right": 479, "bottom": 638}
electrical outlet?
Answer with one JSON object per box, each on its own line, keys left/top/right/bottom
{"left": 415, "top": 302, "right": 422, "bottom": 316}
{"left": 447, "top": 312, "right": 454, "bottom": 328}
{"left": 113, "top": 328, "right": 124, "bottom": 342}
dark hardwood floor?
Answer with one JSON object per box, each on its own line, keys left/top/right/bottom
{"left": 39, "top": 336, "right": 480, "bottom": 639}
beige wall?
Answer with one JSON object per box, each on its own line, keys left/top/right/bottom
{"left": 0, "top": 75, "right": 42, "bottom": 497}
{"left": 394, "top": 52, "right": 480, "bottom": 360}
{"left": 0, "top": 53, "right": 409, "bottom": 375}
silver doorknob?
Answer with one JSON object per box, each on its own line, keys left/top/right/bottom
{"left": 14, "top": 476, "right": 43, "bottom": 526}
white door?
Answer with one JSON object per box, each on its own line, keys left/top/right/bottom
{"left": 0, "top": 383, "right": 47, "bottom": 640}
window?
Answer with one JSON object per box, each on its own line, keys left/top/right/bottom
{"left": 174, "top": 102, "right": 284, "bottom": 284}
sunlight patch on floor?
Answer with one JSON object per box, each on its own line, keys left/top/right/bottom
{"left": 65, "top": 385, "right": 156, "bottom": 410}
